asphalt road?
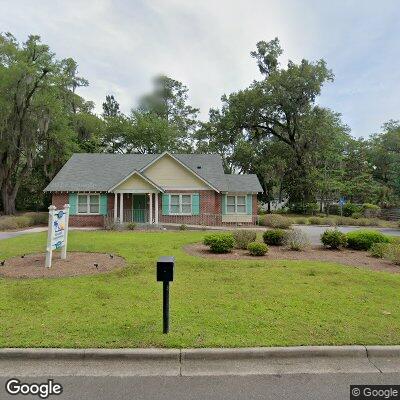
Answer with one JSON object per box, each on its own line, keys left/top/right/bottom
{"left": 2, "top": 373, "right": 400, "bottom": 400}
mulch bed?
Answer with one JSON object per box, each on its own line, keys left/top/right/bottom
{"left": 0, "top": 252, "right": 125, "bottom": 279}
{"left": 184, "top": 243, "right": 400, "bottom": 274}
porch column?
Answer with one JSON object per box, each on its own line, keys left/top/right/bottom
{"left": 149, "top": 193, "right": 153, "bottom": 224}
{"left": 155, "top": 192, "right": 159, "bottom": 224}
{"left": 119, "top": 192, "right": 124, "bottom": 223}
{"left": 114, "top": 193, "right": 118, "bottom": 222}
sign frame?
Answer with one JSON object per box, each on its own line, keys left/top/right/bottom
{"left": 45, "top": 204, "right": 70, "bottom": 268}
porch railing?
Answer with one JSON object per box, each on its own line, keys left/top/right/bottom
{"left": 106, "top": 209, "right": 149, "bottom": 224}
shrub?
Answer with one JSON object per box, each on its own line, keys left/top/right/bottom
{"left": 247, "top": 242, "right": 268, "bottom": 256}
{"left": 345, "top": 229, "right": 391, "bottom": 250}
{"left": 369, "top": 242, "right": 390, "bottom": 258}
{"left": 351, "top": 212, "right": 363, "bottom": 219}
{"left": 353, "top": 218, "right": 370, "bottom": 226}
{"left": 233, "top": 230, "right": 257, "bottom": 249}
{"left": 284, "top": 228, "right": 311, "bottom": 251}
{"left": 324, "top": 218, "right": 336, "bottom": 226}
{"left": 126, "top": 222, "right": 136, "bottom": 230}
{"left": 295, "top": 217, "right": 308, "bottom": 225}
{"left": 308, "top": 216, "right": 324, "bottom": 225}
{"left": 342, "top": 203, "right": 361, "bottom": 217}
{"left": 179, "top": 224, "right": 188, "bottom": 231}
{"left": 0, "top": 217, "right": 19, "bottom": 230}
{"left": 24, "top": 212, "right": 48, "bottom": 225}
{"left": 263, "top": 229, "right": 287, "bottom": 246}
{"left": 289, "top": 202, "right": 319, "bottom": 215}
{"left": 260, "top": 214, "right": 291, "bottom": 229}
{"left": 362, "top": 203, "right": 381, "bottom": 218}
{"left": 203, "top": 233, "right": 235, "bottom": 253}
{"left": 320, "top": 229, "right": 347, "bottom": 249}
{"left": 384, "top": 244, "right": 400, "bottom": 265}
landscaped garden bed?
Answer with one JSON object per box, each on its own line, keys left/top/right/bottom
{"left": 0, "top": 230, "right": 400, "bottom": 348}
{"left": 184, "top": 243, "right": 400, "bottom": 274}
{"left": 0, "top": 252, "right": 125, "bottom": 279}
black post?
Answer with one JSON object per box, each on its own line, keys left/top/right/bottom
{"left": 163, "top": 281, "right": 170, "bottom": 334}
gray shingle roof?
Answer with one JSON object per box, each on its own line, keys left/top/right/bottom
{"left": 44, "top": 153, "right": 262, "bottom": 193}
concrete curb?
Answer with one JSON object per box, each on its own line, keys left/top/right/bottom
{"left": 181, "top": 346, "right": 367, "bottom": 360}
{"left": 1, "top": 345, "right": 399, "bottom": 360}
{"left": 0, "top": 348, "right": 179, "bottom": 360}
{"left": 1, "top": 346, "right": 400, "bottom": 376}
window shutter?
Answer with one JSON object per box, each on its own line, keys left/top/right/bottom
{"left": 99, "top": 194, "right": 108, "bottom": 215}
{"left": 69, "top": 193, "right": 77, "bottom": 215}
{"left": 192, "top": 193, "right": 200, "bottom": 215}
{"left": 162, "top": 194, "right": 170, "bottom": 215}
{"left": 221, "top": 194, "right": 227, "bottom": 215}
{"left": 246, "top": 194, "right": 253, "bottom": 215}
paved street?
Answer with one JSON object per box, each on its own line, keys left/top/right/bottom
{"left": 1, "top": 373, "right": 400, "bottom": 400}
{"left": 295, "top": 225, "right": 400, "bottom": 245}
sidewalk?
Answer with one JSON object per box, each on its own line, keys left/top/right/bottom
{"left": 1, "top": 346, "right": 399, "bottom": 377}
{"left": 0, "top": 226, "right": 100, "bottom": 240}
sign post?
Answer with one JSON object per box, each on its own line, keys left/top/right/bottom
{"left": 339, "top": 197, "right": 346, "bottom": 217}
{"left": 45, "top": 204, "right": 70, "bottom": 268}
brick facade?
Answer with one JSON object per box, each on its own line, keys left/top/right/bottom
{"left": 52, "top": 191, "right": 258, "bottom": 227}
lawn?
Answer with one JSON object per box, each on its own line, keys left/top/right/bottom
{"left": 0, "top": 230, "right": 399, "bottom": 348}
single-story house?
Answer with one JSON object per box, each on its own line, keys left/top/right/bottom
{"left": 44, "top": 152, "right": 262, "bottom": 227}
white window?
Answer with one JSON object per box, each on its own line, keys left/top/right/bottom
{"left": 226, "top": 195, "right": 247, "bottom": 214}
{"left": 77, "top": 194, "right": 100, "bottom": 214}
{"left": 169, "top": 194, "right": 192, "bottom": 215}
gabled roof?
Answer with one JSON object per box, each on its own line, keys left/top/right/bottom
{"left": 44, "top": 153, "right": 263, "bottom": 193}
{"left": 140, "top": 151, "right": 220, "bottom": 192}
{"left": 108, "top": 169, "right": 164, "bottom": 192}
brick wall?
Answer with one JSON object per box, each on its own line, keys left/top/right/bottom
{"left": 158, "top": 190, "right": 222, "bottom": 225}
{"left": 52, "top": 193, "right": 105, "bottom": 227}
{"left": 52, "top": 191, "right": 258, "bottom": 227}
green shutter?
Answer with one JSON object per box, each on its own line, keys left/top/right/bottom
{"left": 246, "top": 194, "right": 253, "bottom": 215}
{"left": 192, "top": 193, "right": 200, "bottom": 215}
{"left": 221, "top": 194, "right": 227, "bottom": 215}
{"left": 162, "top": 193, "right": 170, "bottom": 215}
{"left": 99, "top": 194, "right": 108, "bottom": 215}
{"left": 69, "top": 193, "right": 77, "bottom": 215}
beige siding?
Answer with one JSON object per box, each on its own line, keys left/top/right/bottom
{"left": 144, "top": 154, "right": 211, "bottom": 189}
{"left": 222, "top": 214, "right": 252, "bottom": 223}
{"left": 114, "top": 174, "right": 155, "bottom": 191}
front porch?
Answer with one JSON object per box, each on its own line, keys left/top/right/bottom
{"left": 110, "top": 191, "right": 159, "bottom": 225}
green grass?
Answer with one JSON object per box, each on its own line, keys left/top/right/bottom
{"left": 0, "top": 230, "right": 400, "bottom": 348}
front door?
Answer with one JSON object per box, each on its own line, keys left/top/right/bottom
{"left": 132, "top": 194, "right": 147, "bottom": 223}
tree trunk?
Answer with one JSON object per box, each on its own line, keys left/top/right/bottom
{"left": 1, "top": 183, "right": 17, "bottom": 215}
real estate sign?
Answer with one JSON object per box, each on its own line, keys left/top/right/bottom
{"left": 45, "top": 204, "right": 70, "bottom": 268}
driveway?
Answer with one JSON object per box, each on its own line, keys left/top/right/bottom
{"left": 295, "top": 225, "right": 400, "bottom": 245}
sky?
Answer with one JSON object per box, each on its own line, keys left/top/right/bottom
{"left": 1, "top": 0, "right": 399, "bottom": 138}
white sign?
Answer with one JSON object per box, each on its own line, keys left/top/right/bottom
{"left": 51, "top": 209, "right": 66, "bottom": 250}
{"left": 45, "top": 204, "right": 70, "bottom": 268}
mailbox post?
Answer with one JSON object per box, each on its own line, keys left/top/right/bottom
{"left": 157, "top": 256, "right": 175, "bottom": 334}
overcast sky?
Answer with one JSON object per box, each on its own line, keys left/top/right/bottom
{"left": 1, "top": 0, "right": 399, "bottom": 137}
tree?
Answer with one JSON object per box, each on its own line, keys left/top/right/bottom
{"left": 104, "top": 75, "right": 200, "bottom": 154}
{"left": 138, "top": 75, "right": 199, "bottom": 149}
{"left": 368, "top": 120, "right": 400, "bottom": 205}
{"left": 201, "top": 38, "right": 336, "bottom": 203}
{"left": 102, "top": 94, "right": 120, "bottom": 118}
{"left": 0, "top": 33, "right": 90, "bottom": 214}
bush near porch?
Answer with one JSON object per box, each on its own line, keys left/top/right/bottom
{"left": 0, "top": 230, "right": 400, "bottom": 348}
